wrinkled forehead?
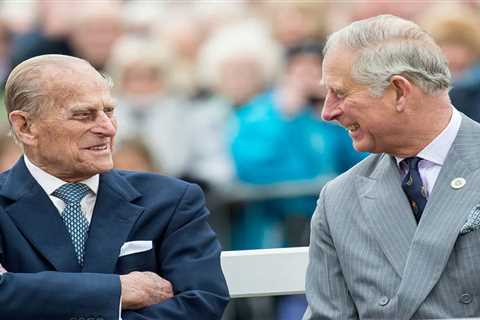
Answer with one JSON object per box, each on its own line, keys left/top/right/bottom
{"left": 321, "top": 46, "right": 357, "bottom": 88}
{"left": 42, "top": 62, "right": 108, "bottom": 91}
{"left": 41, "top": 63, "right": 113, "bottom": 109}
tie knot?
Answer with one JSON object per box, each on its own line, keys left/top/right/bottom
{"left": 52, "top": 183, "right": 90, "bottom": 204}
{"left": 403, "top": 157, "right": 422, "bottom": 171}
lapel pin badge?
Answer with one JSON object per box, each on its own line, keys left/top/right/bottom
{"left": 451, "top": 177, "right": 466, "bottom": 190}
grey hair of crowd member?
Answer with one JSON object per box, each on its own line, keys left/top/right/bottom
{"left": 324, "top": 14, "right": 451, "bottom": 96}
{"left": 4, "top": 54, "right": 112, "bottom": 142}
{"left": 197, "top": 19, "right": 282, "bottom": 92}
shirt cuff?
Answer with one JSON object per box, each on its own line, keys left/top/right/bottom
{"left": 118, "top": 295, "right": 122, "bottom": 320}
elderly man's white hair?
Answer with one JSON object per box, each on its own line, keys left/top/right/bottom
{"left": 4, "top": 54, "right": 111, "bottom": 142}
{"left": 196, "top": 19, "right": 282, "bottom": 91}
{"left": 325, "top": 14, "right": 451, "bottom": 96}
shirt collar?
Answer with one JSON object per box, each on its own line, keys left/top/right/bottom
{"left": 395, "top": 106, "right": 462, "bottom": 166}
{"left": 24, "top": 155, "right": 99, "bottom": 196}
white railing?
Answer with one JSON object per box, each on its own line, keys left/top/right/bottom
{"left": 221, "top": 247, "right": 480, "bottom": 320}
{"left": 220, "top": 246, "right": 309, "bottom": 298}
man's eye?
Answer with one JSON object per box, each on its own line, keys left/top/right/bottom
{"left": 74, "top": 112, "right": 92, "bottom": 119}
{"left": 328, "top": 88, "right": 344, "bottom": 100}
{"left": 104, "top": 108, "right": 115, "bottom": 116}
{"left": 336, "top": 91, "right": 346, "bottom": 99}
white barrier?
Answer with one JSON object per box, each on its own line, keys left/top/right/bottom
{"left": 220, "top": 247, "right": 480, "bottom": 320}
{"left": 220, "top": 246, "right": 309, "bottom": 298}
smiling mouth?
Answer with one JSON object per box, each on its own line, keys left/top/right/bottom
{"left": 346, "top": 123, "right": 360, "bottom": 133}
{"left": 86, "top": 144, "right": 109, "bottom": 151}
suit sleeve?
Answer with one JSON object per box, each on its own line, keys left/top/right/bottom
{"left": 0, "top": 271, "right": 121, "bottom": 320}
{"left": 303, "top": 184, "right": 358, "bottom": 320}
{"left": 122, "top": 183, "right": 229, "bottom": 320}
{"left": 0, "top": 225, "right": 4, "bottom": 265}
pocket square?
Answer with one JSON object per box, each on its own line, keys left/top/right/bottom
{"left": 461, "top": 205, "right": 480, "bottom": 235}
{"left": 119, "top": 241, "right": 153, "bottom": 257}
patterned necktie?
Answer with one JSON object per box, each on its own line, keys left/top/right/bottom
{"left": 52, "top": 183, "right": 90, "bottom": 266}
{"left": 401, "top": 157, "right": 427, "bottom": 223}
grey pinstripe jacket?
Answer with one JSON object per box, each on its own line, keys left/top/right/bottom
{"left": 304, "top": 114, "right": 480, "bottom": 320}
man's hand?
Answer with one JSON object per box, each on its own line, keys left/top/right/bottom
{"left": 120, "top": 271, "right": 173, "bottom": 310}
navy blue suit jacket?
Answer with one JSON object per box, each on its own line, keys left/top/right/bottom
{"left": 0, "top": 158, "right": 229, "bottom": 319}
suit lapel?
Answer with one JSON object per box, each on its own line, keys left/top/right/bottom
{"left": 356, "top": 154, "right": 417, "bottom": 277}
{"left": 397, "top": 115, "right": 480, "bottom": 318}
{"left": 0, "top": 158, "right": 80, "bottom": 271}
{"left": 81, "top": 170, "right": 144, "bottom": 273}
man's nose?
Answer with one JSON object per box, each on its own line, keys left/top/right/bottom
{"left": 321, "top": 96, "right": 342, "bottom": 121}
{"left": 93, "top": 112, "right": 116, "bottom": 137}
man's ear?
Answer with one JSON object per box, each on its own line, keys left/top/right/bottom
{"left": 9, "top": 111, "right": 37, "bottom": 146}
{"left": 390, "top": 75, "right": 412, "bottom": 112}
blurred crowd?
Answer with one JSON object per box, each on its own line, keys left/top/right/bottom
{"left": 0, "top": 1, "right": 479, "bottom": 319}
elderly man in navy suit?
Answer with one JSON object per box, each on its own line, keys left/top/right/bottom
{"left": 0, "top": 54, "right": 229, "bottom": 320}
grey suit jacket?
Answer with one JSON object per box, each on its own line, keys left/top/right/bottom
{"left": 304, "top": 114, "right": 480, "bottom": 320}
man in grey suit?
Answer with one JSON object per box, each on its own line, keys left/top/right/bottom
{"left": 304, "top": 14, "right": 480, "bottom": 320}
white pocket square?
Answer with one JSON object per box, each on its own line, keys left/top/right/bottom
{"left": 119, "top": 241, "right": 153, "bottom": 257}
{"left": 461, "top": 205, "right": 480, "bottom": 235}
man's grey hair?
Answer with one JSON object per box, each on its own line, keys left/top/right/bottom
{"left": 4, "top": 54, "right": 111, "bottom": 141}
{"left": 5, "top": 56, "right": 53, "bottom": 120}
{"left": 324, "top": 14, "right": 451, "bottom": 96}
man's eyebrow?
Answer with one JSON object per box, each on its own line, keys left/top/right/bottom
{"left": 69, "top": 101, "right": 116, "bottom": 110}
{"left": 105, "top": 100, "right": 116, "bottom": 107}
{"left": 70, "top": 105, "right": 95, "bottom": 112}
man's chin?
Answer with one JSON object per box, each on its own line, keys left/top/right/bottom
{"left": 82, "top": 158, "right": 114, "bottom": 175}
{"left": 96, "top": 161, "right": 114, "bottom": 173}
{"left": 352, "top": 140, "right": 372, "bottom": 153}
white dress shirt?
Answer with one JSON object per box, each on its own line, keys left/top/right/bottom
{"left": 24, "top": 156, "right": 123, "bottom": 319}
{"left": 24, "top": 156, "right": 98, "bottom": 223}
{"left": 396, "top": 106, "right": 462, "bottom": 197}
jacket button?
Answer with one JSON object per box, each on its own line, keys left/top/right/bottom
{"left": 460, "top": 293, "right": 473, "bottom": 304}
{"left": 379, "top": 296, "right": 389, "bottom": 306}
